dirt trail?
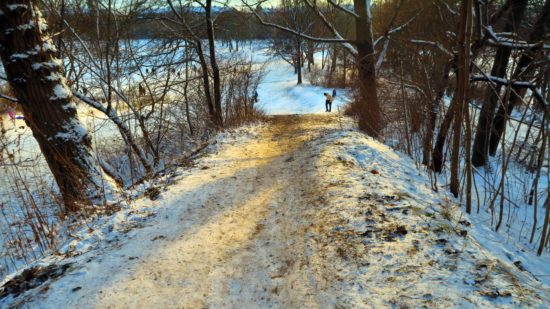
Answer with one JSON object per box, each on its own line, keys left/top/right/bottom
{"left": 97, "top": 115, "right": 339, "bottom": 308}
{"left": 18, "top": 115, "right": 340, "bottom": 308}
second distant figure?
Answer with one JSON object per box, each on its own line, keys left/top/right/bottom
{"left": 323, "top": 92, "right": 333, "bottom": 112}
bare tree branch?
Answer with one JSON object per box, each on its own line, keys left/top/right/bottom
{"left": 302, "top": 0, "right": 358, "bottom": 55}
{"left": 167, "top": 0, "right": 202, "bottom": 41}
{"left": 373, "top": 1, "right": 423, "bottom": 71}
{"left": 327, "top": 0, "right": 359, "bottom": 18}
{"left": 373, "top": 8, "right": 423, "bottom": 47}
{"left": 244, "top": 1, "right": 356, "bottom": 47}
{"left": 471, "top": 75, "right": 548, "bottom": 108}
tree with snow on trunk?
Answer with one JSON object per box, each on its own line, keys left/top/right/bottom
{"left": 0, "top": 0, "right": 117, "bottom": 212}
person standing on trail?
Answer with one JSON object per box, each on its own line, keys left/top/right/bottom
{"left": 332, "top": 89, "right": 337, "bottom": 98}
{"left": 323, "top": 93, "right": 333, "bottom": 112}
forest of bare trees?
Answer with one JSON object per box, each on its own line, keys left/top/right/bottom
{"left": 0, "top": 0, "right": 549, "bottom": 288}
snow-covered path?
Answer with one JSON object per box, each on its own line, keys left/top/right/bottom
{"left": 87, "top": 115, "right": 335, "bottom": 308}
{"left": 6, "top": 115, "right": 339, "bottom": 308}
{"left": 5, "top": 114, "right": 550, "bottom": 308}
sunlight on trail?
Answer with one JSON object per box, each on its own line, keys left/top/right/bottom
{"left": 90, "top": 116, "right": 340, "bottom": 308}
{"left": 98, "top": 185, "right": 280, "bottom": 308}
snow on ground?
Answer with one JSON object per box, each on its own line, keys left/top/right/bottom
{"left": 311, "top": 128, "right": 550, "bottom": 307}
{"left": 427, "top": 102, "right": 550, "bottom": 287}
{"left": 238, "top": 43, "right": 349, "bottom": 115}
{"left": 457, "top": 145, "right": 550, "bottom": 288}
{"left": 256, "top": 57, "right": 348, "bottom": 115}
{"left": 2, "top": 114, "right": 549, "bottom": 308}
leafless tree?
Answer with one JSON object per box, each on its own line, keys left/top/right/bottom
{"left": 0, "top": 0, "right": 116, "bottom": 212}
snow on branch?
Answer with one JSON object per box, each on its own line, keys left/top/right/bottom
{"left": 375, "top": 39, "right": 390, "bottom": 72}
{"left": 7, "top": 4, "right": 28, "bottom": 11}
{"left": 73, "top": 92, "right": 152, "bottom": 174}
{"left": 73, "top": 93, "right": 135, "bottom": 140}
{"left": 485, "top": 26, "right": 550, "bottom": 50}
{"left": 387, "top": 12, "right": 419, "bottom": 36}
{"left": 73, "top": 92, "right": 106, "bottom": 112}
{"left": 471, "top": 75, "right": 548, "bottom": 108}
{"left": 366, "top": 0, "right": 372, "bottom": 19}
{"left": 487, "top": 38, "right": 550, "bottom": 50}
{"left": 471, "top": 75, "right": 537, "bottom": 88}
{"left": 0, "top": 93, "right": 18, "bottom": 103}
{"left": 438, "top": 0, "right": 457, "bottom": 16}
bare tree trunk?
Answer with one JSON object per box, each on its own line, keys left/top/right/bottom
{"left": 430, "top": 0, "right": 515, "bottom": 172}
{"left": 307, "top": 41, "right": 314, "bottom": 72}
{"left": 165, "top": 0, "right": 218, "bottom": 128}
{"left": 354, "top": 0, "right": 383, "bottom": 137}
{"left": 56, "top": 0, "right": 66, "bottom": 55}
{"left": 472, "top": 0, "right": 528, "bottom": 167}
{"left": 450, "top": 0, "right": 473, "bottom": 197}
{"left": 489, "top": 0, "right": 550, "bottom": 155}
{"left": 342, "top": 49, "right": 347, "bottom": 85}
{"left": 423, "top": 61, "right": 452, "bottom": 166}
{"left": 195, "top": 40, "right": 217, "bottom": 126}
{"left": 538, "top": 194, "right": 550, "bottom": 255}
{"left": 432, "top": 96, "right": 458, "bottom": 172}
{"left": 399, "top": 59, "right": 412, "bottom": 156}
{"left": 530, "top": 110, "right": 548, "bottom": 242}
{"left": 297, "top": 43, "right": 303, "bottom": 84}
{"left": 330, "top": 45, "right": 338, "bottom": 74}
{"left": 206, "top": 0, "right": 223, "bottom": 127}
{"left": 184, "top": 42, "right": 194, "bottom": 136}
{"left": 0, "top": 1, "right": 114, "bottom": 211}
{"left": 465, "top": 95, "right": 473, "bottom": 213}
